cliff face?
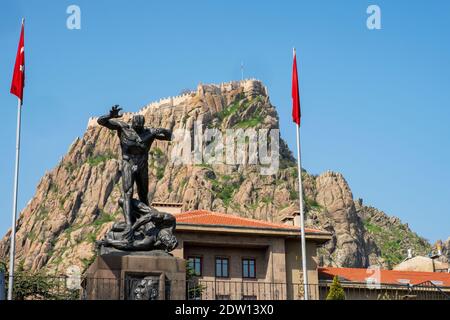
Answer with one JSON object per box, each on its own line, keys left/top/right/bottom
{"left": 355, "top": 202, "right": 432, "bottom": 268}
{"left": 306, "top": 172, "right": 382, "bottom": 268}
{"left": 435, "top": 237, "right": 450, "bottom": 265}
{"left": 0, "top": 80, "right": 436, "bottom": 273}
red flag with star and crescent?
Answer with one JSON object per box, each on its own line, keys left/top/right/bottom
{"left": 11, "top": 21, "right": 25, "bottom": 104}
{"left": 292, "top": 49, "right": 301, "bottom": 125}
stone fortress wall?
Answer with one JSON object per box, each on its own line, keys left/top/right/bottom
{"left": 86, "top": 79, "right": 268, "bottom": 129}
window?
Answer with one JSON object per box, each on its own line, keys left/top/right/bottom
{"left": 215, "top": 257, "right": 229, "bottom": 278}
{"left": 187, "top": 256, "right": 202, "bottom": 276}
{"left": 242, "top": 258, "right": 256, "bottom": 279}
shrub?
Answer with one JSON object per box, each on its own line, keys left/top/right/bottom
{"left": 93, "top": 210, "right": 114, "bottom": 227}
{"left": 64, "top": 162, "right": 76, "bottom": 174}
{"left": 0, "top": 260, "right": 6, "bottom": 273}
{"left": 233, "top": 116, "right": 262, "bottom": 129}
{"left": 86, "top": 150, "right": 116, "bottom": 166}
{"left": 289, "top": 190, "right": 299, "bottom": 201}
{"left": 10, "top": 271, "right": 79, "bottom": 300}
{"left": 217, "top": 101, "right": 239, "bottom": 121}
{"left": 305, "top": 197, "right": 322, "bottom": 211}
{"left": 186, "top": 262, "right": 205, "bottom": 300}
{"left": 156, "top": 166, "right": 165, "bottom": 180}
{"left": 326, "top": 275, "right": 345, "bottom": 300}
{"left": 211, "top": 179, "right": 239, "bottom": 207}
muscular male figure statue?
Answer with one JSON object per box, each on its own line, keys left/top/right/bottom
{"left": 97, "top": 105, "right": 172, "bottom": 239}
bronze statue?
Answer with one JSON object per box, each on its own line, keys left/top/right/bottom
{"left": 98, "top": 198, "right": 177, "bottom": 252}
{"left": 96, "top": 105, "right": 176, "bottom": 252}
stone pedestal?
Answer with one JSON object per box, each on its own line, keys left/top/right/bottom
{"left": 82, "top": 252, "right": 186, "bottom": 300}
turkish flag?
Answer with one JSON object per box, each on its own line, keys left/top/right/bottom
{"left": 11, "top": 21, "right": 25, "bottom": 103}
{"left": 292, "top": 50, "right": 301, "bottom": 125}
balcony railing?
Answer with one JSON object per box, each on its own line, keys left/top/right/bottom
{"left": 186, "top": 280, "right": 320, "bottom": 300}
{"left": 1, "top": 273, "right": 449, "bottom": 300}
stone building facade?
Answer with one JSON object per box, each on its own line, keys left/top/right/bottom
{"left": 172, "top": 210, "right": 332, "bottom": 300}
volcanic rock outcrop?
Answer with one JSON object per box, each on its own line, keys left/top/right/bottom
{"left": 0, "top": 80, "right": 436, "bottom": 273}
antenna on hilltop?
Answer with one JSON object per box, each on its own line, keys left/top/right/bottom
{"left": 241, "top": 61, "right": 244, "bottom": 80}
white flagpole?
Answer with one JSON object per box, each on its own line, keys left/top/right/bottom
{"left": 8, "top": 98, "right": 22, "bottom": 300}
{"left": 296, "top": 123, "right": 309, "bottom": 300}
{"left": 294, "top": 47, "right": 309, "bottom": 300}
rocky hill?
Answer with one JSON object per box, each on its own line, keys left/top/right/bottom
{"left": 435, "top": 237, "right": 450, "bottom": 265}
{"left": 0, "top": 80, "right": 437, "bottom": 273}
{"left": 355, "top": 201, "right": 432, "bottom": 268}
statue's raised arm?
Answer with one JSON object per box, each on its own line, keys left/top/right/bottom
{"left": 140, "top": 127, "right": 172, "bottom": 144}
{"left": 97, "top": 105, "right": 127, "bottom": 130}
{"left": 150, "top": 128, "right": 172, "bottom": 141}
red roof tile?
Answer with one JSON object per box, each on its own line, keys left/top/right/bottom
{"left": 319, "top": 267, "right": 450, "bottom": 287}
{"left": 175, "top": 210, "right": 326, "bottom": 233}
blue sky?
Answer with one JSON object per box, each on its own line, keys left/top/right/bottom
{"left": 0, "top": 1, "right": 449, "bottom": 243}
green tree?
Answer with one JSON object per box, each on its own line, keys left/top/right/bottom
{"left": 2, "top": 266, "right": 79, "bottom": 300}
{"left": 186, "top": 262, "right": 204, "bottom": 300}
{"left": 326, "top": 275, "right": 345, "bottom": 300}
{"left": 0, "top": 260, "right": 6, "bottom": 273}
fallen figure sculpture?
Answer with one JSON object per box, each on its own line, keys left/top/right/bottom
{"left": 97, "top": 198, "right": 178, "bottom": 253}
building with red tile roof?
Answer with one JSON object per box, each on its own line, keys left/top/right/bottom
{"left": 171, "top": 209, "right": 332, "bottom": 300}
{"left": 175, "top": 210, "right": 329, "bottom": 238}
{"left": 318, "top": 267, "right": 450, "bottom": 300}
{"left": 319, "top": 266, "right": 450, "bottom": 287}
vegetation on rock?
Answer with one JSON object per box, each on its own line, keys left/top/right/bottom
{"left": 359, "top": 205, "right": 432, "bottom": 268}
{"left": 86, "top": 150, "right": 116, "bottom": 166}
